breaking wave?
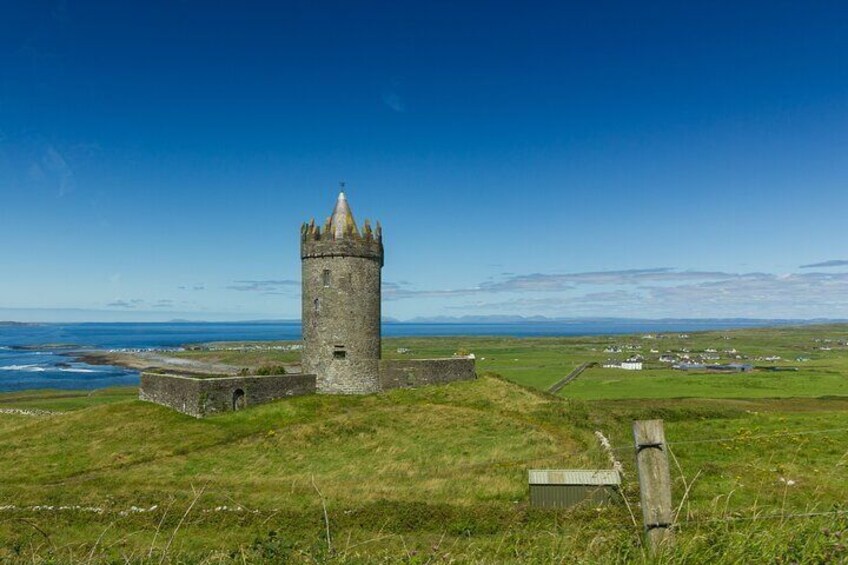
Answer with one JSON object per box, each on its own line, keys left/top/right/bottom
{"left": 0, "top": 364, "right": 48, "bottom": 372}
{"left": 0, "top": 364, "right": 102, "bottom": 373}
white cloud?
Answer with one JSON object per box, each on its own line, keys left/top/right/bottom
{"left": 41, "top": 145, "right": 74, "bottom": 197}
{"left": 388, "top": 268, "right": 848, "bottom": 318}
{"left": 800, "top": 259, "right": 848, "bottom": 269}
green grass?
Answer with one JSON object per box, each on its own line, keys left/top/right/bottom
{"left": 563, "top": 366, "right": 848, "bottom": 399}
{"left": 2, "top": 324, "right": 848, "bottom": 563}
{"left": 0, "top": 387, "right": 137, "bottom": 411}
{"left": 384, "top": 325, "right": 848, "bottom": 399}
{"left": 167, "top": 324, "right": 848, "bottom": 399}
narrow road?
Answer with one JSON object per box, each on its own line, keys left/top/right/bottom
{"left": 547, "top": 362, "right": 594, "bottom": 394}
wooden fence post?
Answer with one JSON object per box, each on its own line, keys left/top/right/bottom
{"left": 633, "top": 419, "right": 674, "bottom": 553}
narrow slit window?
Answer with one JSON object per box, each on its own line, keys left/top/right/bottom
{"left": 313, "top": 298, "right": 320, "bottom": 314}
{"left": 322, "top": 269, "right": 331, "bottom": 287}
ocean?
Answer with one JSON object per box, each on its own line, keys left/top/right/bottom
{"left": 0, "top": 320, "right": 811, "bottom": 392}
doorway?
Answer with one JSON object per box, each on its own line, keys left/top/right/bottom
{"left": 232, "top": 389, "right": 246, "bottom": 411}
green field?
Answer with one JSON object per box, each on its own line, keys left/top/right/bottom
{"left": 1, "top": 324, "right": 847, "bottom": 563}
{"left": 380, "top": 325, "right": 848, "bottom": 398}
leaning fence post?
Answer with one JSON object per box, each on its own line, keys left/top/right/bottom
{"left": 633, "top": 419, "right": 674, "bottom": 553}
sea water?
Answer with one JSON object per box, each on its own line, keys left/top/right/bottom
{"left": 0, "top": 320, "right": 807, "bottom": 392}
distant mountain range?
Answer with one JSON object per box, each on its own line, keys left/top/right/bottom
{"left": 2, "top": 316, "right": 847, "bottom": 326}
{"left": 387, "top": 315, "right": 848, "bottom": 325}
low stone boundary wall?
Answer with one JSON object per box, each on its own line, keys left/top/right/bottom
{"left": 379, "top": 357, "right": 476, "bottom": 390}
{"left": 140, "top": 372, "right": 316, "bottom": 418}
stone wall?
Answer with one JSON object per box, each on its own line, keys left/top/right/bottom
{"left": 301, "top": 237, "right": 383, "bottom": 264}
{"left": 139, "top": 372, "right": 316, "bottom": 418}
{"left": 379, "top": 357, "right": 476, "bottom": 390}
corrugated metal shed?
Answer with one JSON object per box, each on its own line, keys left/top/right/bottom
{"left": 528, "top": 469, "right": 621, "bottom": 508}
{"left": 529, "top": 469, "right": 621, "bottom": 486}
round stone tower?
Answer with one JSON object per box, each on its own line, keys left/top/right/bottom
{"left": 300, "top": 192, "right": 383, "bottom": 394}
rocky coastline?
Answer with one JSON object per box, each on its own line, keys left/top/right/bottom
{"left": 70, "top": 350, "right": 240, "bottom": 376}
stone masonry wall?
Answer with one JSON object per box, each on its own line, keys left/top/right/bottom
{"left": 302, "top": 254, "right": 382, "bottom": 394}
{"left": 139, "top": 373, "right": 202, "bottom": 416}
{"left": 379, "top": 357, "right": 476, "bottom": 390}
{"left": 140, "top": 373, "right": 316, "bottom": 418}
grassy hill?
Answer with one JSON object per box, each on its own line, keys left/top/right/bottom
{"left": 1, "top": 377, "right": 608, "bottom": 562}
{"left": 2, "top": 325, "right": 848, "bottom": 563}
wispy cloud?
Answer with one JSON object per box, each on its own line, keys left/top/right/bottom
{"left": 384, "top": 281, "right": 484, "bottom": 299}
{"left": 381, "top": 91, "right": 405, "bottom": 112}
{"left": 226, "top": 280, "right": 299, "bottom": 294}
{"left": 178, "top": 284, "right": 206, "bottom": 291}
{"left": 30, "top": 144, "right": 75, "bottom": 196}
{"left": 384, "top": 269, "right": 742, "bottom": 300}
{"left": 381, "top": 79, "right": 406, "bottom": 112}
{"left": 476, "top": 272, "right": 848, "bottom": 316}
{"left": 106, "top": 298, "right": 178, "bottom": 310}
{"left": 107, "top": 299, "right": 145, "bottom": 309}
{"left": 386, "top": 268, "right": 848, "bottom": 317}
{"left": 800, "top": 259, "right": 848, "bottom": 269}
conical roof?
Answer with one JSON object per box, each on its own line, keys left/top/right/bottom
{"left": 331, "top": 192, "right": 358, "bottom": 238}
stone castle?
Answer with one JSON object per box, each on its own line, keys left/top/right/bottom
{"left": 301, "top": 192, "right": 384, "bottom": 394}
{"left": 140, "top": 191, "right": 475, "bottom": 416}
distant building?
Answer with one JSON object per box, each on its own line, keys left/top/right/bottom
{"left": 707, "top": 363, "right": 753, "bottom": 372}
{"left": 673, "top": 362, "right": 706, "bottom": 371}
{"left": 674, "top": 363, "right": 752, "bottom": 373}
{"left": 602, "top": 360, "right": 643, "bottom": 370}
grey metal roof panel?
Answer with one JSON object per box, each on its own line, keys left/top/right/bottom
{"left": 528, "top": 469, "right": 621, "bottom": 486}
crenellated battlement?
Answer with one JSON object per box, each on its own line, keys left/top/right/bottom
{"left": 300, "top": 192, "right": 383, "bottom": 264}
{"left": 299, "top": 218, "right": 382, "bottom": 243}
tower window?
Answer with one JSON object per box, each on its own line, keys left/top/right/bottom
{"left": 322, "top": 269, "right": 331, "bottom": 287}
{"left": 313, "top": 298, "right": 320, "bottom": 314}
{"left": 333, "top": 345, "right": 346, "bottom": 359}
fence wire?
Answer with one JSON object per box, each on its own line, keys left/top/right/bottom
{"left": 609, "top": 425, "right": 848, "bottom": 452}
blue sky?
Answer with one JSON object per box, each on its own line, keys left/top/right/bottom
{"left": 2, "top": 1, "right": 848, "bottom": 321}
